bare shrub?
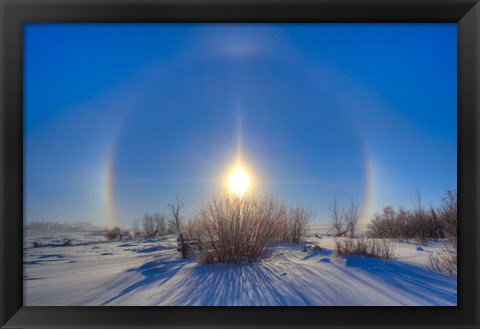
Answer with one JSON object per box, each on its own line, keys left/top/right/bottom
{"left": 367, "top": 206, "right": 397, "bottom": 239}
{"left": 142, "top": 215, "right": 156, "bottom": 237}
{"left": 154, "top": 213, "right": 168, "bottom": 236}
{"left": 395, "top": 207, "right": 412, "bottom": 240}
{"left": 168, "top": 195, "right": 184, "bottom": 234}
{"left": 428, "top": 190, "right": 457, "bottom": 276}
{"left": 188, "top": 193, "right": 288, "bottom": 264}
{"left": 428, "top": 242, "right": 457, "bottom": 276}
{"left": 365, "top": 190, "right": 457, "bottom": 273}
{"left": 184, "top": 218, "right": 204, "bottom": 242}
{"left": 106, "top": 226, "right": 121, "bottom": 240}
{"left": 409, "top": 192, "right": 443, "bottom": 244}
{"left": 366, "top": 193, "right": 444, "bottom": 242}
{"left": 285, "top": 206, "right": 313, "bottom": 243}
{"left": 439, "top": 190, "right": 457, "bottom": 244}
{"left": 344, "top": 199, "right": 360, "bottom": 238}
{"left": 142, "top": 213, "right": 168, "bottom": 238}
{"left": 334, "top": 238, "right": 395, "bottom": 259}
{"left": 330, "top": 197, "right": 347, "bottom": 236}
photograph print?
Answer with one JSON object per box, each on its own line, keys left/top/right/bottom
{"left": 23, "top": 23, "right": 457, "bottom": 306}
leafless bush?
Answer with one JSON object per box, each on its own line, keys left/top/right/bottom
{"left": 285, "top": 206, "right": 313, "bottom": 243}
{"left": 439, "top": 190, "right": 457, "bottom": 244}
{"left": 410, "top": 192, "right": 443, "bottom": 243}
{"left": 185, "top": 193, "right": 314, "bottom": 264}
{"left": 142, "top": 213, "right": 168, "bottom": 238}
{"left": 366, "top": 192, "right": 446, "bottom": 242}
{"left": 187, "top": 193, "right": 289, "bottom": 264}
{"left": 428, "top": 242, "right": 457, "bottom": 276}
{"left": 106, "top": 226, "right": 122, "bottom": 240}
{"left": 344, "top": 199, "right": 360, "bottom": 238}
{"left": 168, "top": 196, "right": 184, "bottom": 234}
{"left": 428, "top": 190, "right": 457, "bottom": 276}
{"left": 334, "top": 238, "right": 395, "bottom": 259}
{"left": 142, "top": 215, "right": 156, "bottom": 237}
{"left": 367, "top": 206, "right": 399, "bottom": 239}
{"left": 330, "top": 197, "right": 347, "bottom": 236}
{"left": 184, "top": 218, "right": 204, "bottom": 241}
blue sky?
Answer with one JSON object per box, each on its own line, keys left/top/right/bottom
{"left": 24, "top": 23, "right": 457, "bottom": 226}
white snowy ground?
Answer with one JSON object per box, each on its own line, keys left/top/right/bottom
{"left": 23, "top": 231, "right": 457, "bottom": 306}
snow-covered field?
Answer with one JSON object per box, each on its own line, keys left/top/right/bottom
{"left": 24, "top": 230, "right": 457, "bottom": 306}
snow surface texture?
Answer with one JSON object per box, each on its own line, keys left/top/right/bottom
{"left": 24, "top": 231, "right": 456, "bottom": 306}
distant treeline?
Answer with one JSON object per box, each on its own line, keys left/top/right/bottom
{"left": 25, "top": 221, "right": 101, "bottom": 231}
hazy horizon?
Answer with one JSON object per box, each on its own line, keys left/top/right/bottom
{"left": 24, "top": 23, "right": 457, "bottom": 227}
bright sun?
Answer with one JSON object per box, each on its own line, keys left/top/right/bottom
{"left": 228, "top": 167, "right": 251, "bottom": 196}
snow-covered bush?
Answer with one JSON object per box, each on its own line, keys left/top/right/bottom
{"left": 186, "top": 193, "right": 289, "bottom": 264}
{"left": 334, "top": 238, "right": 395, "bottom": 259}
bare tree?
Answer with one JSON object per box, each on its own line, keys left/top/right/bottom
{"left": 142, "top": 213, "right": 167, "bottom": 238}
{"left": 345, "top": 199, "right": 360, "bottom": 238}
{"left": 329, "top": 197, "right": 346, "bottom": 236}
{"left": 168, "top": 195, "right": 184, "bottom": 233}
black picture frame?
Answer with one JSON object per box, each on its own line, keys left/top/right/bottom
{"left": 1, "top": 0, "right": 478, "bottom": 328}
